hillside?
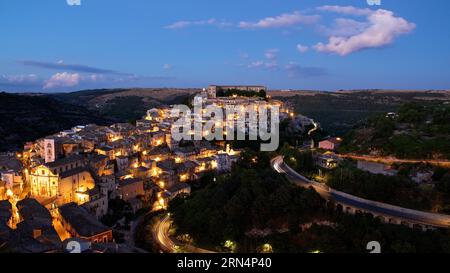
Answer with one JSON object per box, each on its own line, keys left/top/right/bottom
{"left": 0, "top": 92, "right": 113, "bottom": 152}
{"left": 339, "top": 102, "right": 450, "bottom": 160}
{"left": 2, "top": 89, "right": 448, "bottom": 153}
{"left": 169, "top": 149, "right": 450, "bottom": 253}
{"left": 0, "top": 88, "right": 200, "bottom": 152}
{"left": 271, "top": 90, "right": 450, "bottom": 135}
{"left": 52, "top": 88, "right": 199, "bottom": 121}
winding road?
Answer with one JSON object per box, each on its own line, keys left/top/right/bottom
{"left": 153, "top": 214, "right": 216, "bottom": 253}
{"left": 307, "top": 120, "right": 319, "bottom": 136}
{"left": 271, "top": 155, "right": 450, "bottom": 229}
{"left": 152, "top": 155, "right": 450, "bottom": 252}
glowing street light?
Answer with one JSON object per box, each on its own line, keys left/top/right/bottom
{"left": 261, "top": 243, "right": 273, "bottom": 253}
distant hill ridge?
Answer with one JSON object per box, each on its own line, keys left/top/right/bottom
{"left": 0, "top": 92, "right": 113, "bottom": 151}
{"left": 0, "top": 88, "right": 199, "bottom": 151}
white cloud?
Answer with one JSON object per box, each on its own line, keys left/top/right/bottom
{"left": 247, "top": 61, "right": 265, "bottom": 68}
{"left": 239, "top": 11, "right": 320, "bottom": 29}
{"left": 247, "top": 60, "right": 278, "bottom": 70}
{"left": 296, "top": 44, "right": 309, "bottom": 53}
{"left": 163, "top": 64, "right": 172, "bottom": 70}
{"left": 165, "top": 18, "right": 232, "bottom": 29}
{"left": 264, "top": 61, "right": 279, "bottom": 69}
{"left": 314, "top": 8, "right": 416, "bottom": 56}
{"left": 317, "top": 5, "right": 372, "bottom": 16}
{"left": 43, "top": 72, "right": 80, "bottom": 89}
{"left": 165, "top": 21, "right": 191, "bottom": 29}
{"left": 265, "top": 48, "right": 279, "bottom": 60}
{"left": 0, "top": 74, "right": 39, "bottom": 84}
{"left": 0, "top": 74, "right": 42, "bottom": 90}
{"left": 88, "top": 74, "right": 105, "bottom": 82}
{"left": 246, "top": 49, "right": 280, "bottom": 70}
{"left": 320, "top": 18, "right": 370, "bottom": 37}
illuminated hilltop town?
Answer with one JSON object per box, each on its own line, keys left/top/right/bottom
{"left": 0, "top": 85, "right": 311, "bottom": 253}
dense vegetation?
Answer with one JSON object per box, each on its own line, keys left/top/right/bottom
{"left": 169, "top": 149, "right": 450, "bottom": 253}
{"left": 134, "top": 211, "right": 163, "bottom": 253}
{"left": 0, "top": 92, "right": 112, "bottom": 151}
{"left": 276, "top": 90, "right": 449, "bottom": 136}
{"left": 98, "top": 96, "right": 158, "bottom": 123}
{"left": 279, "top": 144, "right": 450, "bottom": 212}
{"left": 279, "top": 143, "right": 317, "bottom": 176}
{"left": 0, "top": 88, "right": 196, "bottom": 151}
{"left": 326, "top": 162, "right": 437, "bottom": 211}
{"left": 168, "top": 150, "right": 327, "bottom": 252}
{"left": 291, "top": 212, "right": 450, "bottom": 253}
{"left": 216, "top": 88, "right": 267, "bottom": 99}
{"left": 340, "top": 102, "right": 450, "bottom": 159}
{"left": 53, "top": 88, "right": 193, "bottom": 123}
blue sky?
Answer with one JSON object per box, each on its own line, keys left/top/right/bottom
{"left": 1, "top": 0, "right": 450, "bottom": 92}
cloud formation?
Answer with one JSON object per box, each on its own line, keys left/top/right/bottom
{"left": 41, "top": 72, "right": 175, "bottom": 90}
{"left": 0, "top": 74, "right": 42, "bottom": 90}
{"left": 0, "top": 74, "right": 39, "bottom": 84}
{"left": 247, "top": 60, "right": 278, "bottom": 70}
{"left": 314, "top": 7, "right": 416, "bottom": 56}
{"left": 319, "top": 18, "right": 370, "bottom": 37}
{"left": 285, "top": 62, "right": 327, "bottom": 77}
{"left": 296, "top": 44, "right": 309, "bottom": 53}
{"left": 317, "top": 5, "right": 372, "bottom": 16}
{"left": 165, "top": 18, "right": 232, "bottom": 29}
{"left": 239, "top": 11, "right": 320, "bottom": 29}
{"left": 166, "top": 11, "right": 319, "bottom": 30}
{"left": 247, "top": 61, "right": 264, "bottom": 68}
{"left": 43, "top": 72, "right": 81, "bottom": 89}
{"left": 2, "top": 62, "right": 176, "bottom": 91}
{"left": 244, "top": 50, "right": 326, "bottom": 78}
{"left": 265, "top": 48, "right": 279, "bottom": 60}
{"left": 246, "top": 49, "right": 280, "bottom": 69}
{"left": 165, "top": 6, "right": 415, "bottom": 58}
{"left": 22, "top": 60, "right": 130, "bottom": 75}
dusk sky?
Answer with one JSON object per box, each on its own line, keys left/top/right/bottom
{"left": 1, "top": 0, "right": 450, "bottom": 92}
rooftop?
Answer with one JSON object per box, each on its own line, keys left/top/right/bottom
{"left": 45, "top": 154, "right": 84, "bottom": 168}
{"left": 167, "top": 183, "right": 191, "bottom": 194}
{"left": 59, "top": 167, "right": 90, "bottom": 179}
{"left": 120, "top": 178, "right": 143, "bottom": 187}
{"left": 321, "top": 137, "right": 343, "bottom": 145}
{"left": 59, "top": 203, "right": 111, "bottom": 238}
{"left": 0, "top": 200, "right": 12, "bottom": 223}
{"left": 17, "top": 198, "right": 52, "bottom": 223}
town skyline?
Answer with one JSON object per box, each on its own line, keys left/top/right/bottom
{"left": 1, "top": 0, "right": 450, "bottom": 92}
